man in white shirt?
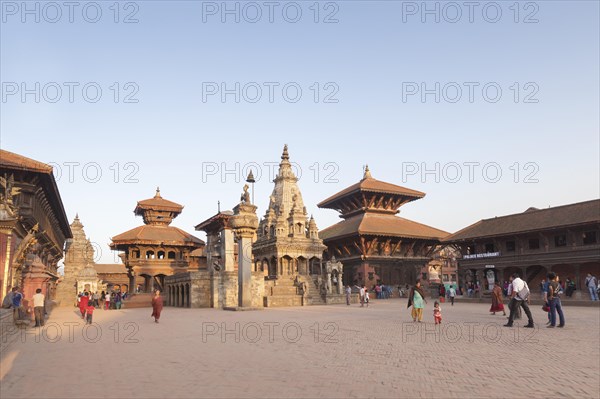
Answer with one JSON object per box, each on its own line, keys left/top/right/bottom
{"left": 585, "top": 274, "right": 599, "bottom": 301}
{"left": 359, "top": 285, "right": 365, "bottom": 307}
{"left": 448, "top": 285, "right": 456, "bottom": 306}
{"left": 504, "top": 273, "right": 534, "bottom": 328}
{"left": 33, "top": 288, "right": 45, "bottom": 327}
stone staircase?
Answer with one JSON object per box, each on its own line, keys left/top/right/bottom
{"left": 303, "top": 276, "right": 327, "bottom": 305}
{"left": 263, "top": 278, "right": 303, "bottom": 307}
{"left": 122, "top": 293, "right": 153, "bottom": 308}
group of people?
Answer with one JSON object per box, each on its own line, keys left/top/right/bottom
{"left": 373, "top": 284, "right": 393, "bottom": 299}
{"left": 491, "top": 272, "right": 570, "bottom": 329}
{"left": 2, "top": 286, "right": 46, "bottom": 327}
{"left": 77, "top": 290, "right": 127, "bottom": 319}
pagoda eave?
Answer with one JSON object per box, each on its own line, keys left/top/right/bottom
{"left": 110, "top": 239, "right": 203, "bottom": 249}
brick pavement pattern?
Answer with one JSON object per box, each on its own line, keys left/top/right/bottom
{"left": 1, "top": 300, "right": 598, "bottom": 398}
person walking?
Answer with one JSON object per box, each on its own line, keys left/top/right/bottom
{"left": 448, "top": 285, "right": 456, "bottom": 306}
{"left": 547, "top": 272, "right": 565, "bottom": 328}
{"left": 104, "top": 292, "right": 111, "bottom": 310}
{"left": 115, "top": 292, "right": 122, "bottom": 310}
{"left": 585, "top": 274, "right": 598, "bottom": 301}
{"left": 11, "top": 287, "right": 23, "bottom": 321}
{"left": 438, "top": 284, "right": 446, "bottom": 303}
{"left": 32, "top": 288, "right": 45, "bottom": 327}
{"left": 84, "top": 301, "right": 95, "bottom": 324}
{"left": 433, "top": 301, "right": 442, "bottom": 324}
{"left": 345, "top": 285, "right": 351, "bottom": 305}
{"left": 151, "top": 290, "right": 163, "bottom": 323}
{"left": 506, "top": 276, "right": 521, "bottom": 320}
{"left": 364, "top": 289, "right": 370, "bottom": 307}
{"left": 490, "top": 281, "right": 506, "bottom": 316}
{"left": 565, "top": 278, "right": 576, "bottom": 298}
{"left": 407, "top": 280, "right": 427, "bottom": 322}
{"left": 359, "top": 285, "right": 365, "bottom": 307}
{"left": 504, "top": 273, "right": 534, "bottom": 328}
{"left": 78, "top": 292, "right": 89, "bottom": 319}
{"left": 375, "top": 284, "right": 382, "bottom": 299}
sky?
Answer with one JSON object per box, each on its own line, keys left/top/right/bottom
{"left": 1, "top": 0, "right": 599, "bottom": 265}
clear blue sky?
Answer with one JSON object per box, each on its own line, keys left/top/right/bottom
{"left": 1, "top": 1, "right": 599, "bottom": 264}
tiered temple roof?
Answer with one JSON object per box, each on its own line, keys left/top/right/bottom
{"left": 110, "top": 188, "right": 204, "bottom": 249}
{"left": 319, "top": 166, "right": 447, "bottom": 241}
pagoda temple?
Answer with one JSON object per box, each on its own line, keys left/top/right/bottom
{"left": 318, "top": 166, "right": 448, "bottom": 288}
{"left": 110, "top": 188, "right": 205, "bottom": 294}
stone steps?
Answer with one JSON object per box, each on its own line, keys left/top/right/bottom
{"left": 122, "top": 293, "right": 153, "bottom": 308}
{"left": 263, "top": 278, "right": 304, "bottom": 307}
{"left": 263, "top": 295, "right": 303, "bottom": 307}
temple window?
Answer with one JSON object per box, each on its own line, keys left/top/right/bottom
{"left": 133, "top": 250, "right": 140, "bottom": 258}
{"left": 146, "top": 250, "right": 155, "bottom": 259}
{"left": 528, "top": 238, "right": 539, "bottom": 250}
{"left": 484, "top": 243, "right": 495, "bottom": 253}
{"left": 505, "top": 241, "right": 516, "bottom": 252}
{"left": 583, "top": 231, "right": 597, "bottom": 245}
{"left": 554, "top": 234, "right": 567, "bottom": 247}
{"left": 168, "top": 251, "right": 176, "bottom": 259}
{"left": 158, "top": 251, "right": 165, "bottom": 259}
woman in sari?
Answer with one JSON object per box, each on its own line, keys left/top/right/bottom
{"left": 407, "top": 280, "right": 427, "bottom": 322}
{"left": 151, "top": 290, "right": 163, "bottom": 323}
{"left": 490, "top": 281, "right": 506, "bottom": 316}
{"left": 78, "top": 292, "right": 89, "bottom": 319}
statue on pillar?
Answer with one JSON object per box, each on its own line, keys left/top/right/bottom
{"left": 240, "top": 184, "right": 251, "bottom": 204}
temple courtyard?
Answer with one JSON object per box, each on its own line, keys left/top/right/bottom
{"left": 1, "top": 301, "right": 599, "bottom": 399}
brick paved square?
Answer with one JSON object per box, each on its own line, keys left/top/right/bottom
{"left": 1, "top": 300, "right": 599, "bottom": 399}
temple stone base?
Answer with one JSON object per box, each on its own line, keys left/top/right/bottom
{"left": 219, "top": 271, "right": 238, "bottom": 309}
{"left": 54, "top": 278, "right": 77, "bottom": 307}
{"left": 165, "top": 271, "right": 212, "bottom": 308}
{"left": 263, "top": 278, "right": 303, "bottom": 307}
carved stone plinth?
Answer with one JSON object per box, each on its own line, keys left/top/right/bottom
{"left": 231, "top": 202, "right": 259, "bottom": 308}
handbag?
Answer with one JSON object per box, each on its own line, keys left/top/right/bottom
{"left": 542, "top": 303, "right": 549, "bottom": 312}
{"left": 517, "top": 283, "right": 530, "bottom": 300}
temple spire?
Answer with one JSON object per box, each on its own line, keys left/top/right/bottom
{"left": 363, "top": 165, "right": 372, "bottom": 180}
{"left": 281, "top": 144, "right": 289, "bottom": 162}
{"left": 155, "top": 187, "right": 162, "bottom": 198}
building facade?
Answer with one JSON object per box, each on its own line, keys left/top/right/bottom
{"left": 0, "top": 150, "right": 71, "bottom": 307}
{"left": 443, "top": 200, "right": 600, "bottom": 298}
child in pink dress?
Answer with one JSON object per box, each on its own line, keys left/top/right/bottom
{"left": 433, "top": 301, "right": 442, "bottom": 324}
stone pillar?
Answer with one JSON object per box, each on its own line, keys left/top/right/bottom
{"left": 231, "top": 200, "right": 258, "bottom": 308}
{"left": 337, "top": 271, "right": 343, "bottom": 294}
{"left": 129, "top": 273, "right": 137, "bottom": 294}
{"left": 148, "top": 276, "right": 154, "bottom": 293}
{"left": 475, "top": 269, "right": 484, "bottom": 298}
{"left": 575, "top": 264, "right": 582, "bottom": 299}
